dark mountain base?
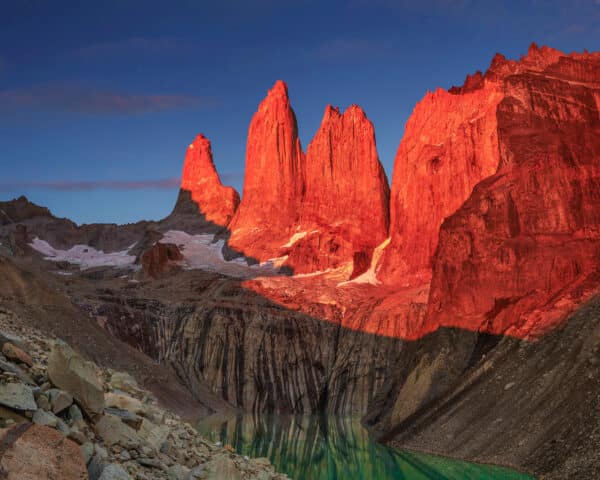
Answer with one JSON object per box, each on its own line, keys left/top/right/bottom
{"left": 375, "top": 295, "right": 600, "bottom": 479}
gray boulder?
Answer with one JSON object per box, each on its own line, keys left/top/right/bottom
{"left": 0, "top": 382, "right": 37, "bottom": 411}
{"left": 47, "top": 340, "right": 104, "bottom": 415}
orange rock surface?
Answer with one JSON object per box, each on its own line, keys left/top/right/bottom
{"left": 180, "top": 134, "right": 239, "bottom": 227}
{"left": 227, "top": 80, "right": 305, "bottom": 260}
{"left": 228, "top": 83, "right": 389, "bottom": 275}
{"left": 285, "top": 105, "right": 389, "bottom": 276}
{"left": 428, "top": 45, "right": 600, "bottom": 339}
{"left": 378, "top": 65, "right": 504, "bottom": 285}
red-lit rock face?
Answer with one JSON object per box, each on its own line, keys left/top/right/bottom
{"left": 378, "top": 70, "right": 504, "bottom": 285}
{"left": 227, "top": 81, "right": 305, "bottom": 260}
{"left": 284, "top": 105, "right": 389, "bottom": 275}
{"left": 228, "top": 82, "right": 389, "bottom": 276}
{"left": 180, "top": 134, "right": 240, "bottom": 227}
{"left": 141, "top": 242, "right": 183, "bottom": 278}
{"left": 428, "top": 47, "right": 600, "bottom": 339}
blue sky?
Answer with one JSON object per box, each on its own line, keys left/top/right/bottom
{"left": 1, "top": 0, "right": 598, "bottom": 224}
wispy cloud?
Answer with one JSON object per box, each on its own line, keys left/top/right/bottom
{"left": 0, "top": 84, "right": 216, "bottom": 115}
{"left": 70, "top": 36, "right": 184, "bottom": 58}
{"left": 311, "top": 38, "right": 390, "bottom": 61}
{"left": 348, "top": 0, "right": 472, "bottom": 14}
{"left": 0, "top": 179, "right": 181, "bottom": 192}
{"left": 0, "top": 173, "right": 245, "bottom": 192}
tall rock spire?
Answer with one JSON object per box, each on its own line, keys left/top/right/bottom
{"left": 170, "top": 133, "right": 239, "bottom": 229}
{"left": 285, "top": 104, "right": 389, "bottom": 276}
{"left": 227, "top": 80, "right": 305, "bottom": 260}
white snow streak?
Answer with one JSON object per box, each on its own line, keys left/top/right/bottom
{"left": 29, "top": 238, "right": 136, "bottom": 270}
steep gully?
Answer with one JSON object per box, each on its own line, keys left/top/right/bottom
{"left": 3, "top": 43, "right": 600, "bottom": 477}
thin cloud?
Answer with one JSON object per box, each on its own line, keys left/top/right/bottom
{"left": 0, "top": 179, "right": 181, "bottom": 192}
{"left": 70, "top": 36, "right": 183, "bottom": 58}
{"left": 564, "top": 23, "right": 587, "bottom": 34}
{"left": 0, "top": 173, "right": 245, "bottom": 192}
{"left": 311, "top": 39, "right": 390, "bottom": 61}
{"left": 348, "top": 0, "right": 472, "bottom": 14}
{"left": 0, "top": 85, "right": 216, "bottom": 115}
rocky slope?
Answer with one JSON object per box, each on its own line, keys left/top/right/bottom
{"left": 0, "top": 309, "right": 285, "bottom": 479}
{"left": 378, "top": 294, "right": 600, "bottom": 480}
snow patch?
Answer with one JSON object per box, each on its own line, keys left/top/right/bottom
{"left": 160, "top": 230, "right": 284, "bottom": 278}
{"left": 338, "top": 237, "right": 391, "bottom": 286}
{"left": 29, "top": 238, "right": 137, "bottom": 270}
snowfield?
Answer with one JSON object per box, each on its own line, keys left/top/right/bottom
{"left": 160, "top": 230, "right": 284, "bottom": 278}
{"left": 28, "top": 231, "right": 288, "bottom": 278}
{"left": 29, "top": 238, "right": 137, "bottom": 270}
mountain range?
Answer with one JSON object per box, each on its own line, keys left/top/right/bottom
{"left": 1, "top": 43, "right": 599, "bottom": 479}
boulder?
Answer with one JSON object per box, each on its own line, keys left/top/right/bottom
{"left": 0, "top": 358, "right": 34, "bottom": 384}
{"left": 2, "top": 342, "right": 33, "bottom": 366}
{"left": 0, "top": 331, "right": 27, "bottom": 351}
{"left": 108, "top": 372, "right": 138, "bottom": 393}
{"left": 0, "top": 423, "right": 88, "bottom": 479}
{"left": 205, "top": 454, "right": 243, "bottom": 480}
{"left": 94, "top": 413, "right": 139, "bottom": 447}
{"left": 137, "top": 417, "right": 169, "bottom": 451}
{"left": 32, "top": 408, "right": 59, "bottom": 427}
{"left": 141, "top": 242, "right": 183, "bottom": 278}
{"left": 0, "top": 382, "right": 37, "bottom": 411}
{"left": 97, "top": 463, "right": 131, "bottom": 480}
{"left": 47, "top": 340, "right": 104, "bottom": 415}
{"left": 47, "top": 388, "right": 73, "bottom": 413}
{"left": 104, "top": 391, "right": 144, "bottom": 415}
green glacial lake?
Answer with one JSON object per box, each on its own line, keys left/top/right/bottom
{"left": 196, "top": 414, "right": 534, "bottom": 480}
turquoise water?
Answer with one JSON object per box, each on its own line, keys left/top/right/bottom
{"left": 196, "top": 414, "right": 535, "bottom": 480}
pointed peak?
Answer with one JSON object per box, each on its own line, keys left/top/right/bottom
{"left": 528, "top": 41, "right": 540, "bottom": 54}
{"left": 268, "top": 80, "right": 289, "bottom": 99}
{"left": 322, "top": 104, "right": 369, "bottom": 124}
{"left": 322, "top": 104, "right": 341, "bottom": 121}
{"left": 521, "top": 43, "right": 564, "bottom": 67}
{"left": 344, "top": 104, "right": 367, "bottom": 119}
{"left": 189, "top": 133, "right": 211, "bottom": 150}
